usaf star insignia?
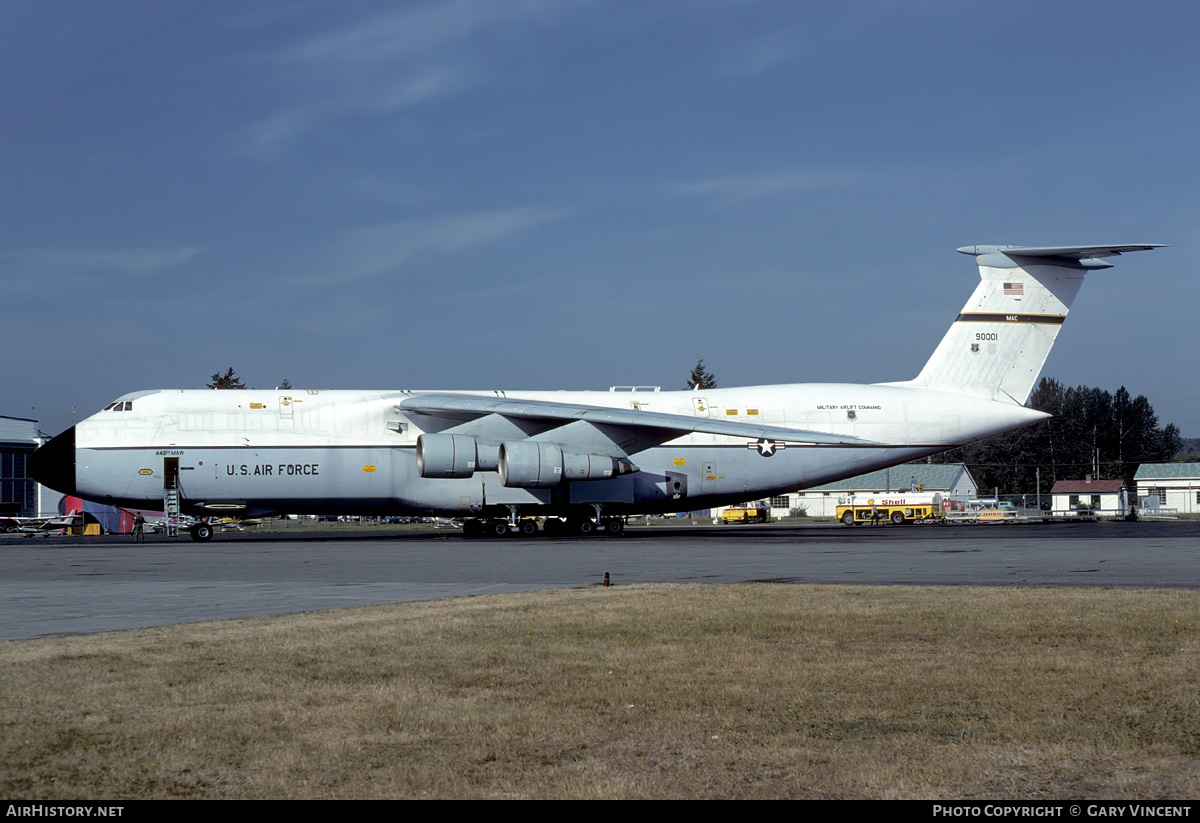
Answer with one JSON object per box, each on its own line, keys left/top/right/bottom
{"left": 747, "top": 439, "right": 784, "bottom": 457}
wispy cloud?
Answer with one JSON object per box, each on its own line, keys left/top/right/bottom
{"left": 293, "top": 205, "right": 570, "bottom": 286}
{"left": 0, "top": 247, "right": 202, "bottom": 292}
{"left": 674, "top": 168, "right": 883, "bottom": 206}
{"left": 237, "top": 0, "right": 574, "bottom": 153}
{"left": 271, "top": 0, "right": 519, "bottom": 69}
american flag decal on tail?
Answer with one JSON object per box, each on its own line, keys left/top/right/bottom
{"left": 1003, "top": 282, "right": 1024, "bottom": 296}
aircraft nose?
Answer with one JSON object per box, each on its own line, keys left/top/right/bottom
{"left": 29, "top": 426, "right": 76, "bottom": 496}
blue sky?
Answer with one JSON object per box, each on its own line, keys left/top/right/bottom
{"left": 3, "top": 0, "right": 1197, "bottom": 437}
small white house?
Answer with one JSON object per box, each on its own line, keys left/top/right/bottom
{"left": 1049, "top": 477, "right": 1128, "bottom": 518}
{"left": 1134, "top": 463, "right": 1200, "bottom": 515}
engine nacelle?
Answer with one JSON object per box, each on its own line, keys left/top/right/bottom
{"left": 562, "top": 451, "right": 620, "bottom": 481}
{"left": 498, "top": 441, "right": 630, "bottom": 488}
{"left": 416, "top": 434, "right": 477, "bottom": 479}
{"left": 498, "top": 441, "right": 563, "bottom": 488}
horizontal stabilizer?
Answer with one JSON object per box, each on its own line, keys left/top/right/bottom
{"left": 958, "top": 244, "right": 1167, "bottom": 264}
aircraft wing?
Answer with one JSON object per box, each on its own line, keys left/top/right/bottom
{"left": 398, "top": 394, "right": 871, "bottom": 447}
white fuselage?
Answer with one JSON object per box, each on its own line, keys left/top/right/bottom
{"left": 69, "top": 384, "right": 1044, "bottom": 518}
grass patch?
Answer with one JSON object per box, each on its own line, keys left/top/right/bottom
{"left": 2, "top": 584, "right": 1197, "bottom": 799}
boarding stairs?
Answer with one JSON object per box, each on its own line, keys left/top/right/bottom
{"left": 163, "top": 482, "right": 181, "bottom": 537}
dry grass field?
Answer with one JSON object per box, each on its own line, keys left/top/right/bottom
{"left": 2, "top": 584, "right": 1197, "bottom": 799}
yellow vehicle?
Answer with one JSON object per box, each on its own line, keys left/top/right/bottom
{"left": 721, "top": 506, "right": 770, "bottom": 524}
{"left": 836, "top": 493, "right": 945, "bottom": 526}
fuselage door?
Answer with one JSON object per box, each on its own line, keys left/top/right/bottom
{"left": 702, "top": 462, "right": 717, "bottom": 493}
{"left": 692, "top": 397, "right": 710, "bottom": 417}
{"left": 279, "top": 396, "right": 294, "bottom": 420}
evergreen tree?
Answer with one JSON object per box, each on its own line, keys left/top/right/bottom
{"left": 207, "top": 367, "right": 246, "bottom": 390}
{"left": 685, "top": 357, "right": 717, "bottom": 390}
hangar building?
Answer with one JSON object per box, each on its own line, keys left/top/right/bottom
{"left": 0, "top": 415, "right": 57, "bottom": 518}
{"left": 776, "top": 463, "right": 979, "bottom": 519}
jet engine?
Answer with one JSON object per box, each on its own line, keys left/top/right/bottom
{"left": 415, "top": 434, "right": 477, "bottom": 479}
{"left": 498, "top": 441, "right": 635, "bottom": 488}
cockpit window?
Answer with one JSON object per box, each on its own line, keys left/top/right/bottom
{"left": 103, "top": 401, "right": 133, "bottom": 411}
{"left": 104, "top": 402, "right": 118, "bottom": 411}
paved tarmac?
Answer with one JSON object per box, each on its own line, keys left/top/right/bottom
{"left": 1, "top": 521, "right": 1196, "bottom": 641}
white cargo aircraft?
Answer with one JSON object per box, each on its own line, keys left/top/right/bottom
{"left": 30, "top": 243, "right": 1162, "bottom": 540}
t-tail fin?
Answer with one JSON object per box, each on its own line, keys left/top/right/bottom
{"left": 892, "top": 244, "right": 1164, "bottom": 405}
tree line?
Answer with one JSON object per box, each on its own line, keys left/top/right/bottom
{"left": 931, "top": 377, "right": 1185, "bottom": 494}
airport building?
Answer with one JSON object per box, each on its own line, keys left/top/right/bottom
{"left": 0, "top": 415, "right": 56, "bottom": 518}
{"left": 1134, "top": 462, "right": 1200, "bottom": 516}
{"left": 775, "top": 463, "right": 979, "bottom": 519}
{"left": 1048, "top": 477, "right": 1128, "bottom": 518}
{"left": 707, "top": 463, "right": 978, "bottom": 520}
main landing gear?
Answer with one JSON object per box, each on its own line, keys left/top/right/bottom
{"left": 188, "top": 522, "right": 214, "bottom": 542}
{"left": 462, "top": 516, "right": 625, "bottom": 538}
{"left": 462, "top": 503, "right": 625, "bottom": 538}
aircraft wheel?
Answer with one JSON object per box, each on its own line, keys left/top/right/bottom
{"left": 891, "top": 511, "right": 905, "bottom": 525}
{"left": 463, "top": 519, "right": 483, "bottom": 538}
{"left": 842, "top": 512, "right": 855, "bottom": 526}
{"left": 605, "top": 518, "right": 624, "bottom": 536}
{"left": 573, "top": 519, "right": 595, "bottom": 536}
{"left": 519, "top": 519, "right": 538, "bottom": 537}
{"left": 191, "top": 523, "right": 213, "bottom": 542}
{"left": 487, "top": 520, "right": 510, "bottom": 538}
{"left": 542, "top": 518, "right": 562, "bottom": 536}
